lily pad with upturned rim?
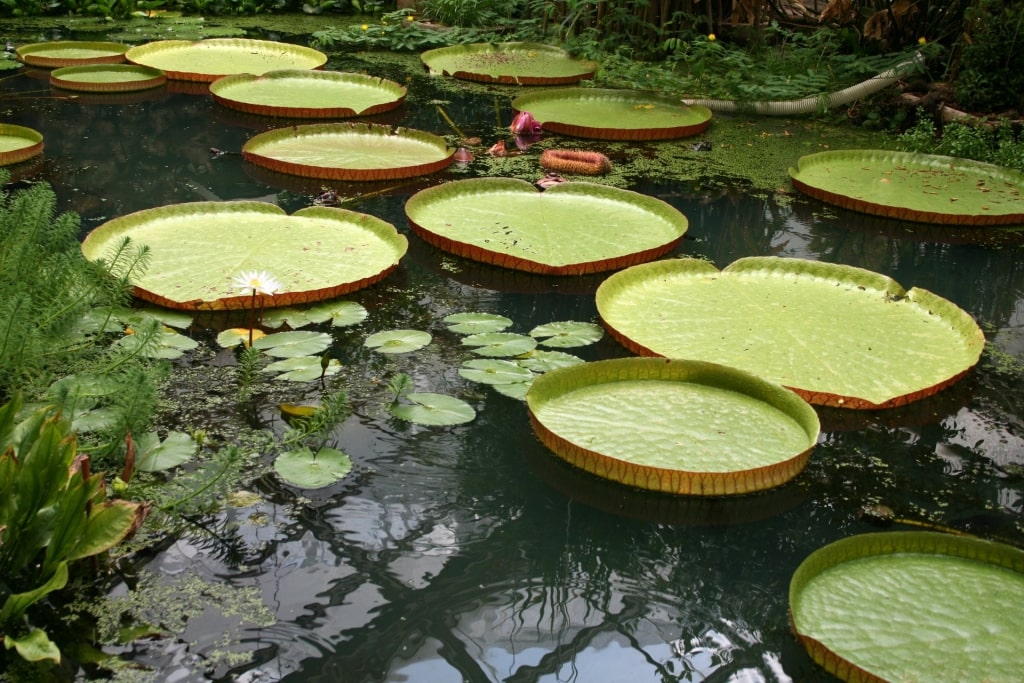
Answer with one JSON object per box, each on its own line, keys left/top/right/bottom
{"left": 404, "top": 178, "right": 688, "bottom": 275}
{"left": 511, "top": 88, "right": 712, "bottom": 141}
{"left": 125, "top": 38, "right": 327, "bottom": 82}
{"left": 595, "top": 257, "right": 986, "bottom": 409}
{"left": 16, "top": 40, "right": 129, "bottom": 68}
{"left": 420, "top": 42, "right": 597, "bottom": 85}
{"left": 49, "top": 64, "right": 166, "bottom": 93}
{"left": 789, "top": 531, "right": 1024, "bottom": 682}
{"left": 0, "top": 124, "right": 43, "bottom": 167}
{"left": 242, "top": 122, "right": 455, "bottom": 181}
{"left": 790, "top": 149, "right": 1024, "bottom": 226}
{"left": 80, "top": 201, "right": 407, "bottom": 311}
{"left": 210, "top": 70, "right": 406, "bottom": 118}
{"left": 526, "top": 357, "right": 819, "bottom": 495}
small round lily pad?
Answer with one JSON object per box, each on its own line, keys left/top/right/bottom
{"left": 16, "top": 40, "right": 129, "bottom": 68}
{"left": 0, "top": 124, "right": 43, "bottom": 167}
{"left": 512, "top": 88, "right": 713, "bottom": 141}
{"left": 527, "top": 357, "right": 819, "bottom": 495}
{"left": 790, "top": 149, "right": 1024, "bottom": 225}
{"left": 420, "top": 42, "right": 597, "bottom": 85}
{"left": 49, "top": 64, "right": 166, "bottom": 93}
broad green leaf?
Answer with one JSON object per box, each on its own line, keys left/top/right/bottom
{"left": 263, "top": 356, "right": 341, "bottom": 382}
{"left": 390, "top": 392, "right": 476, "bottom": 426}
{"left": 421, "top": 42, "right": 597, "bottom": 85}
{"left": 115, "top": 328, "right": 199, "bottom": 359}
{"left": 492, "top": 380, "right": 533, "bottom": 400}
{"left": 262, "top": 300, "right": 368, "bottom": 329}
{"left": 790, "top": 149, "right": 1024, "bottom": 225}
{"left": 526, "top": 357, "right": 819, "bottom": 495}
{"left": 253, "top": 330, "right": 332, "bottom": 358}
{"left": 596, "top": 256, "right": 986, "bottom": 409}
{"left": 461, "top": 332, "right": 537, "bottom": 357}
{"left": 118, "top": 307, "right": 194, "bottom": 330}
{"left": 134, "top": 431, "right": 198, "bottom": 472}
{"left": 443, "top": 312, "right": 513, "bottom": 335}
{"left": 511, "top": 87, "right": 712, "bottom": 140}
{"left": 68, "top": 500, "right": 147, "bottom": 562}
{"left": 0, "top": 562, "right": 68, "bottom": 624}
{"left": 516, "top": 350, "right": 585, "bottom": 373}
{"left": 405, "top": 178, "right": 688, "bottom": 275}
{"left": 4, "top": 628, "right": 61, "bottom": 663}
{"left": 790, "top": 531, "right": 1024, "bottom": 683}
{"left": 81, "top": 201, "right": 407, "bottom": 311}
{"left": 69, "top": 407, "right": 120, "bottom": 434}
{"left": 364, "top": 329, "right": 431, "bottom": 354}
{"left": 124, "top": 38, "right": 327, "bottom": 81}
{"left": 210, "top": 70, "right": 405, "bottom": 118}
{"left": 274, "top": 446, "right": 352, "bottom": 488}
{"left": 459, "top": 359, "right": 535, "bottom": 385}
{"left": 216, "top": 328, "right": 266, "bottom": 348}
{"left": 529, "top": 321, "right": 604, "bottom": 348}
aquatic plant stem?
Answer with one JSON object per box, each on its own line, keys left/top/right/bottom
{"left": 436, "top": 105, "right": 466, "bottom": 139}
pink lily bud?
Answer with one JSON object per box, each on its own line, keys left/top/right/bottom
{"left": 510, "top": 110, "right": 542, "bottom": 135}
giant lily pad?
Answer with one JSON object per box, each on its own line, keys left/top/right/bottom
{"left": 420, "top": 42, "right": 597, "bottom": 85}
{"left": 49, "top": 64, "right": 166, "bottom": 93}
{"left": 404, "top": 178, "right": 688, "bottom": 275}
{"left": 790, "top": 150, "right": 1024, "bottom": 225}
{"left": 790, "top": 531, "right": 1024, "bottom": 682}
{"left": 210, "top": 70, "right": 406, "bottom": 118}
{"left": 243, "top": 123, "right": 455, "bottom": 181}
{"left": 595, "top": 257, "right": 985, "bottom": 409}
{"left": 526, "top": 357, "right": 819, "bottom": 495}
{"left": 0, "top": 124, "right": 43, "bottom": 167}
{"left": 125, "top": 38, "right": 327, "bottom": 82}
{"left": 16, "top": 40, "right": 129, "bottom": 68}
{"left": 80, "top": 201, "right": 407, "bottom": 311}
{"left": 511, "top": 88, "right": 712, "bottom": 141}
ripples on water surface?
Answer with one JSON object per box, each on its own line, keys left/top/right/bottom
{"left": 3, "top": 42, "right": 1024, "bottom": 683}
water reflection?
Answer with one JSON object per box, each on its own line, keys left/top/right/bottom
{"left": 2, "top": 40, "right": 1024, "bottom": 683}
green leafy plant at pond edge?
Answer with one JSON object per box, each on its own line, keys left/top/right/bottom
{"left": 899, "top": 115, "right": 1024, "bottom": 173}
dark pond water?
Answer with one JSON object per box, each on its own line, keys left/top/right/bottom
{"left": 3, "top": 38, "right": 1024, "bottom": 683}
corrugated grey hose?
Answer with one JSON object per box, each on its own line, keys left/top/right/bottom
{"left": 682, "top": 52, "right": 925, "bottom": 115}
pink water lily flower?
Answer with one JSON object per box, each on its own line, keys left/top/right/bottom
{"left": 510, "top": 110, "right": 542, "bottom": 135}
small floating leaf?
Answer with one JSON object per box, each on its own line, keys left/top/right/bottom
{"left": 274, "top": 446, "right": 352, "bottom": 488}
{"left": 516, "top": 350, "right": 585, "bottom": 372}
{"left": 135, "top": 431, "right": 199, "bottom": 473}
{"left": 280, "top": 403, "right": 319, "bottom": 420}
{"left": 364, "top": 329, "right": 431, "bottom": 354}
{"left": 459, "top": 358, "right": 535, "bottom": 385}
{"left": 530, "top": 321, "right": 604, "bottom": 348}
{"left": 216, "top": 328, "right": 267, "bottom": 348}
{"left": 253, "top": 330, "right": 332, "bottom": 357}
{"left": 262, "top": 300, "right": 368, "bottom": 329}
{"left": 263, "top": 356, "right": 342, "bottom": 382}
{"left": 492, "top": 380, "right": 533, "bottom": 400}
{"left": 442, "top": 312, "right": 513, "bottom": 335}
{"left": 116, "top": 328, "right": 199, "bottom": 359}
{"left": 390, "top": 392, "right": 476, "bottom": 426}
{"left": 461, "top": 332, "right": 537, "bottom": 357}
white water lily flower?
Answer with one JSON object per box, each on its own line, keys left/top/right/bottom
{"left": 233, "top": 270, "right": 281, "bottom": 296}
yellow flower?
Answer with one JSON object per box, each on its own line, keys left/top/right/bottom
{"left": 406, "top": 14, "right": 414, "bottom": 21}
{"left": 918, "top": 36, "right": 927, "bottom": 45}
{"left": 708, "top": 33, "right": 716, "bottom": 41}
{"left": 361, "top": 23, "right": 368, "bottom": 31}
{"left": 233, "top": 270, "right": 281, "bottom": 296}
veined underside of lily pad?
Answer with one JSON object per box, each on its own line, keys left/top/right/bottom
{"left": 420, "top": 42, "right": 597, "bottom": 85}
{"left": 125, "top": 38, "right": 327, "bottom": 82}
{"left": 209, "top": 70, "right": 406, "bottom": 118}
{"left": 16, "top": 40, "right": 129, "bottom": 67}
{"left": 49, "top": 64, "right": 166, "bottom": 93}
{"left": 526, "top": 358, "right": 819, "bottom": 496}
{"left": 790, "top": 531, "right": 1024, "bottom": 682}
{"left": 511, "top": 88, "right": 713, "bottom": 141}
{"left": 80, "top": 201, "right": 407, "bottom": 311}
{"left": 595, "top": 257, "right": 985, "bottom": 409}
{"left": 790, "top": 149, "right": 1024, "bottom": 225}
{"left": 0, "top": 124, "right": 43, "bottom": 167}
{"left": 242, "top": 122, "right": 455, "bottom": 181}
{"left": 404, "top": 177, "right": 688, "bottom": 275}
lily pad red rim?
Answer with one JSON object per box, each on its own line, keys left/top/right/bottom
{"left": 790, "top": 149, "right": 1024, "bottom": 226}
{"left": 526, "top": 357, "right": 820, "bottom": 496}
{"left": 49, "top": 64, "right": 166, "bottom": 93}
{"left": 0, "top": 124, "right": 44, "bottom": 167}
{"left": 124, "top": 38, "right": 328, "bottom": 83}
{"left": 420, "top": 42, "right": 598, "bottom": 85}
{"left": 511, "top": 87, "right": 713, "bottom": 141}
{"left": 404, "top": 177, "right": 688, "bottom": 276}
{"left": 242, "top": 122, "right": 455, "bottom": 182}
{"left": 789, "top": 531, "right": 1024, "bottom": 682}
{"left": 209, "top": 70, "right": 407, "bottom": 119}
{"left": 15, "top": 40, "right": 129, "bottom": 68}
